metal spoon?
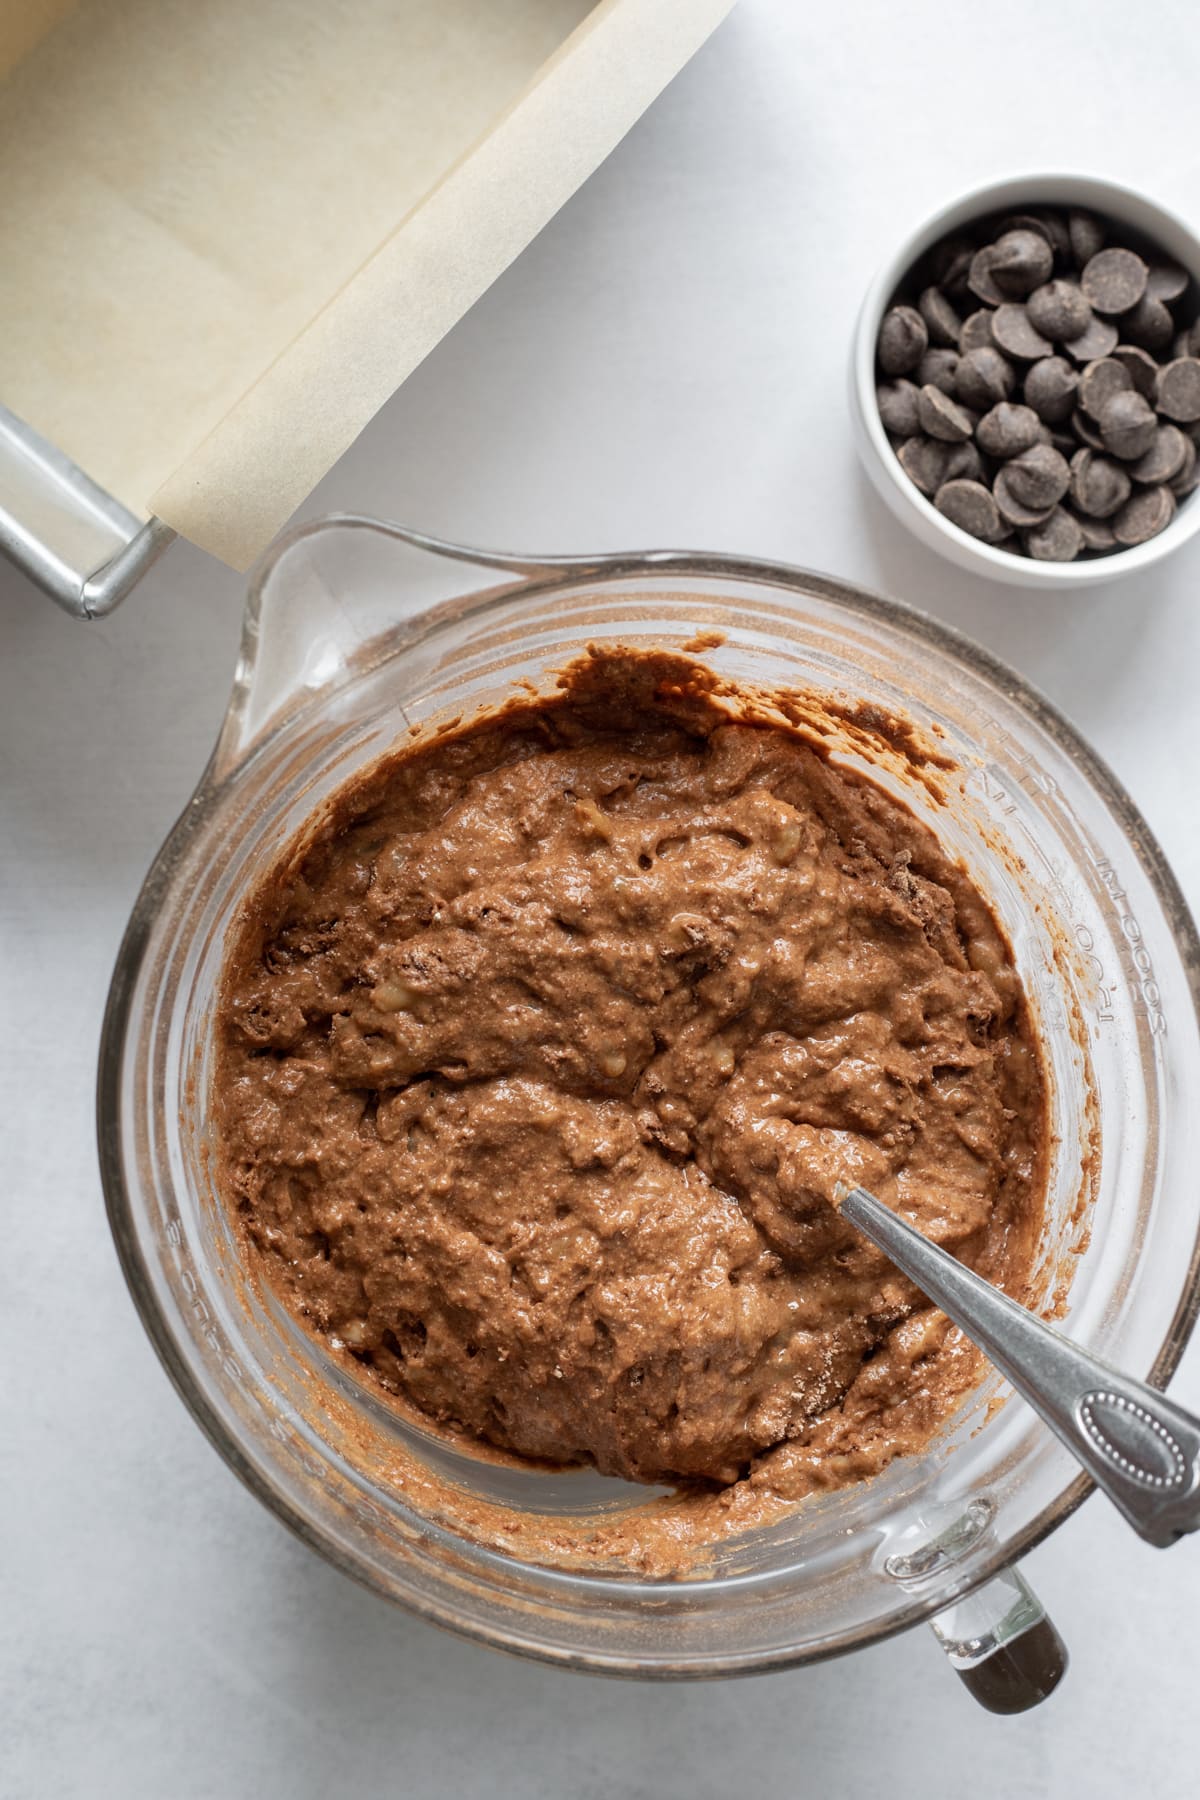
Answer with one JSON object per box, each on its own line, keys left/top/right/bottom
{"left": 840, "top": 1186, "right": 1200, "bottom": 1546}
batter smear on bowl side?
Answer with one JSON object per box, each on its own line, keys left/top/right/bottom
{"left": 214, "top": 649, "right": 1046, "bottom": 1498}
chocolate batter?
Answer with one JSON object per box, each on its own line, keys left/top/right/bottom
{"left": 214, "top": 650, "right": 1046, "bottom": 1499}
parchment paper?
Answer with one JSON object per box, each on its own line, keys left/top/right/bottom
{"left": 0, "top": 0, "right": 733, "bottom": 568}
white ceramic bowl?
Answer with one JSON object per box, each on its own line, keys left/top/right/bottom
{"left": 851, "top": 173, "right": 1200, "bottom": 590}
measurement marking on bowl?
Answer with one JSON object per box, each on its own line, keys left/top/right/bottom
{"left": 1085, "top": 851, "right": 1167, "bottom": 1035}
{"left": 990, "top": 737, "right": 1164, "bottom": 1033}
{"left": 978, "top": 765, "right": 1019, "bottom": 818}
{"left": 967, "top": 732, "right": 1166, "bottom": 1036}
{"left": 164, "top": 1214, "right": 246, "bottom": 1386}
{"left": 969, "top": 759, "right": 1116, "bottom": 1026}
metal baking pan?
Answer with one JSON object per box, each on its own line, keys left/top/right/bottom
{"left": 0, "top": 406, "right": 174, "bottom": 619}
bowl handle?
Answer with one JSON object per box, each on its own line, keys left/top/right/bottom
{"left": 930, "top": 1567, "right": 1068, "bottom": 1713}
{"left": 207, "top": 515, "right": 584, "bottom": 781}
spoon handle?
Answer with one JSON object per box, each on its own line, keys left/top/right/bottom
{"left": 841, "top": 1186, "right": 1200, "bottom": 1547}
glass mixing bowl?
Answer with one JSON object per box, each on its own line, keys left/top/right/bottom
{"left": 98, "top": 518, "right": 1200, "bottom": 1701}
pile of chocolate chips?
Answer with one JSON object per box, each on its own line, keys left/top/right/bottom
{"left": 876, "top": 208, "right": 1200, "bottom": 560}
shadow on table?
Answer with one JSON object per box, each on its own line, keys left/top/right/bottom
{"left": 237, "top": 1533, "right": 1006, "bottom": 1800}
{"left": 0, "top": 541, "right": 244, "bottom": 899}
{"left": 851, "top": 464, "right": 1178, "bottom": 727}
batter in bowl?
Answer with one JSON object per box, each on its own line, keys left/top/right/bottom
{"left": 214, "top": 649, "right": 1046, "bottom": 1500}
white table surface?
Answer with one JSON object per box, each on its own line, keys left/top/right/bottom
{"left": 5, "top": 2, "right": 1200, "bottom": 1794}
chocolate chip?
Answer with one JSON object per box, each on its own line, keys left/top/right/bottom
{"left": 993, "top": 466, "right": 1056, "bottom": 528}
{"left": 999, "top": 213, "right": 1057, "bottom": 250}
{"left": 990, "top": 229, "right": 1054, "bottom": 298}
{"left": 1027, "top": 280, "right": 1091, "bottom": 342}
{"left": 1072, "top": 408, "right": 1107, "bottom": 451}
{"left": 1004, "top": 443, "right": 1070, "bottom": 510}
{"left": 878, "top": 304, "right": 929, "bottom": 375}
{"left": 932, "top": 233, "right": 976, "bottom": 297}
{"left": 942, "top": 439, "right": 987, "bottom": 484}
{"left": 959, "top": 309, "right": 998, "bottom": 353}
{"left": 1062, "top": 314, "right": 1119, "bottom": 362}
{"left": 1131, "top": 424, "right": 1189, "bottom": 485}
{"left": 1112, "top": 484, "right": 1177, "bottom": 545}
{"left": 877, "top": 379, "right": 923, "bottom": 437}
{"left": 976, "top": 401, "right": 1043, "bottom": 459}
{"left": 1076, "top": 514, "right": 1117, "bottom": 553}
{"left": 1024, "top": 506, "right": 1083, "bottom": 561}
{"left": 1078, "top": 356, "right": 1133, "bottom": 419}
{"left": 898, "top": 435, "right": 954, "bottom": 496}
{"left": 1069, "top": 448, "right": 1131, "bottom": 518}
{"left": 955, "top": 346, "right": 1016, "bottom": 410}
{"left": 917, "top": 347, "right": 960, "bottom": 394}
{"left": 1123, "top": 292, "right": 1174, "bottom": 354}
{"left": 992, "top": 303, "right": 1053, "bottom": 361}
{"left": 1147, "top": 262, "right": 1189, "bottom": 304}
{"left": 1156, "top": 357, "right": 1200, "bottom": 422}
{"left": 1027, "top": 209, "right": 1072, "bottom": 261}
{"left": 1081, "top": 247, "right": 1149, "bottom": 315}
{"left": 968, "top": 245, "right": 1007, "bottom": 307}
{"left": 918, "top": 384, "right": 975, "bottom": 441}
{"left": 934, "top": 479, "right": 1006, "bottom": 543}
{"left": 1022, "top": 355, "right": 1079, "bottom": 424}
{"left": 1098, "top": 389, "right": 1158, "bottom": 460}
{"left": 1169, "top": 434, "right": 1199, "bottom": 498}
{"left": 1111, "top": 343, "right": 1160, "bottom": 398}
{"left": 919, "top": 285, "right": 963, "bottom": 348}
{"left": 1068, "top": 209, "right": 1106, "bottom": 266}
